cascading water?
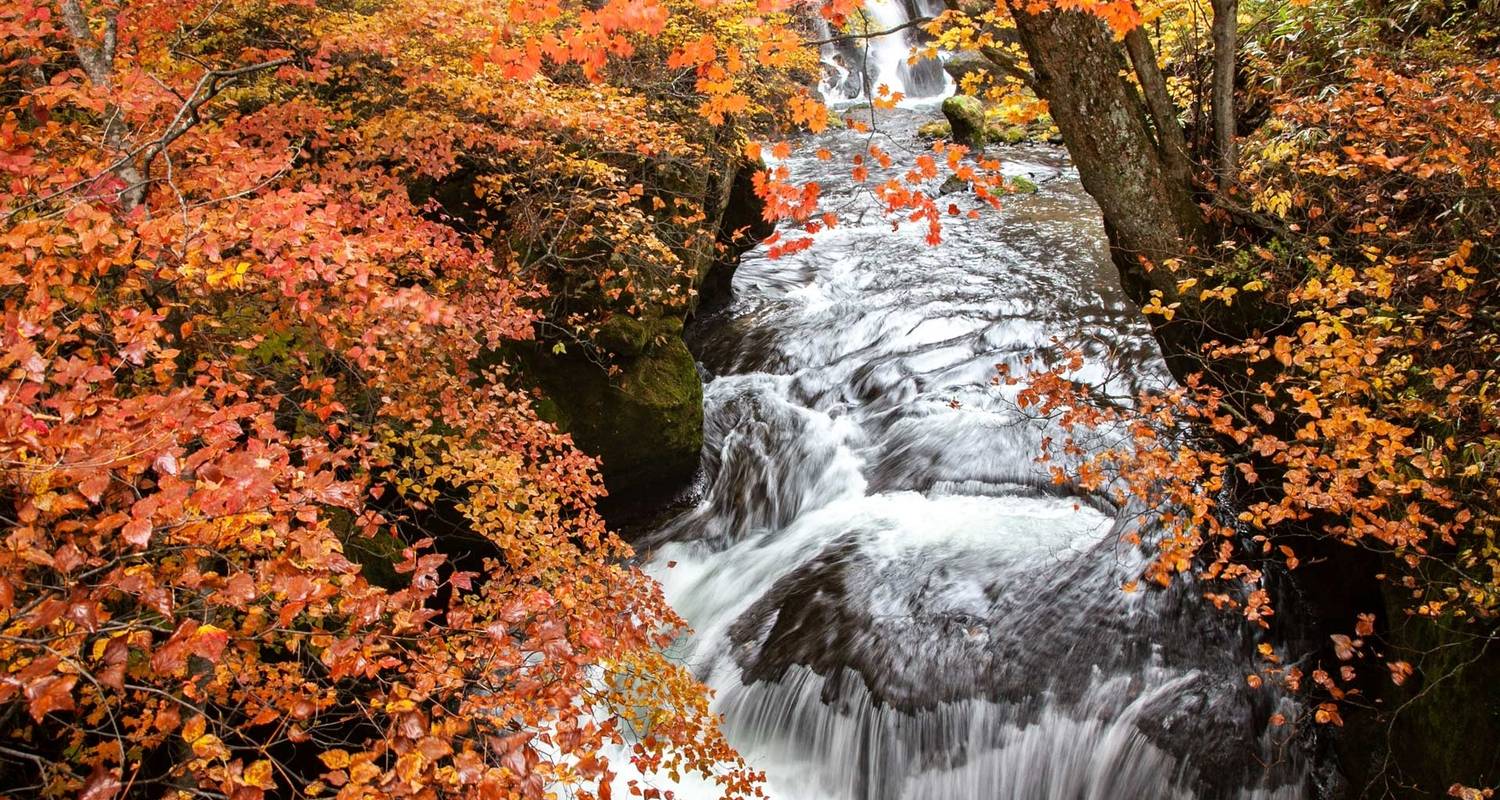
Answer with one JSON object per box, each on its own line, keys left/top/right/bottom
{"left": 817, "top": 0, "right": 950, "bottom": 103}
{"left": 620, "top": 102, "right": 1318, "bottom": 799}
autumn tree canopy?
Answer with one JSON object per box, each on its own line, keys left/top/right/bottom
{"left": 0, "top": 0, "right": 825, "bottom": 796}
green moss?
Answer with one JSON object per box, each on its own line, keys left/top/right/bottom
{"left": 917, "top": 120, "right": 952, "bottom": 139}
{"left": 1336, "top": 582, "right": 1500, "bottom": 796}
{"left": 596, "top": 314, "right": 652, "bottom": 356}
{"left": 345, "top": 532, "right": 407, "bottom": 589}
{"left": 327, "top": 508, "right": 407, "bottom": 590}
{"left": 515, "top": 336, "right": 703, "bottom": 510}
{"left": 1009, "top": 175, "right": 1038, "bottom": 194}
{"left": 941, "top": 95, "right": 986, "bottom": 149}
{"left": 987, "top": 125, "right": 1028, "bottom": 144}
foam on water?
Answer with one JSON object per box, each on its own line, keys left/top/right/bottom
{"left": 608, "top": 108, "right": 1312, "bottom": 799}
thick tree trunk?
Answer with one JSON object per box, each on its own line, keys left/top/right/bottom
{"left": 1006, "top": 8, "right": 1202, "bottom": 274}
{"left": 1002, "top": 6, "right": 1208, "bottom": 374}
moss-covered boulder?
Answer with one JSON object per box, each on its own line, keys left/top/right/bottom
{"left": 427, "top": 132, "right": 771, "bottom": 521}
{"left": 519, "top": 330, "right": 703, "bottom": 515}
{"left": 942, "top": 95, "right": 987, "bottom": 150}
{"left": 596, "top": 314, "right": 652, "bottom": 356}
{"left": 1335, "top": 586, "right": 1500, "bottom": 796}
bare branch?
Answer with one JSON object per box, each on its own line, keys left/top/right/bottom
{"left": 805, "top": 16, "right": 935, "bottom": 47}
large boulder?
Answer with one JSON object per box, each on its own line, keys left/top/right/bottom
{"left": 432, "top": 134, "right": 773, "bottom": 522}
{"left": 941, "top": 94, "right": 987, "bottom": 150}
{"left": 943, "top": 51, "right": 993, "bottom": 89}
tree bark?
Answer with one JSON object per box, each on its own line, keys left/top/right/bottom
{"left": 1122, "top": 26, "right": 1193, "bottom": 186}
{"left": 1209, "top": 0, "right": 1238, "bottom": 180}
{"left": 59, "top": 0, "right": 148, "bottom": 209}
{"left": 1004, "top": 10, "right": 1203, "bottom": 272}
{"left": 1001, "top": 5, "right": 1215, "bottom": 377}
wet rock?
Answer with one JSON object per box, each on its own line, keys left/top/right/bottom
{"left": 519, "top": 335, "right": 703, "bottom": 515}
{"left": 917, "top": 120, "right": 952, "bottom": 140}
{"left": 942, "top": 94, "right": 986, "bottom": 150}
{"left": 942, "top": 51, "right": 992, "bottom": 88}
{"left": 700, "top": 155, "right": 774, "bottom": 312}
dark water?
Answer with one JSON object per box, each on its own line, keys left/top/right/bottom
{"left": 625, "top": 103, "right": 1314, "bottom": 799}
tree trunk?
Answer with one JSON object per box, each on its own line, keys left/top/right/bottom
{"left": 59, "top": 0, "right": 147, "bottom": 209}
{"left": 1122, "top": 26, "right": 1193, "bottom": 186}
{"left": 1006, "top": 8, "right": 1203, "bottom": 274}
{"left": 1002, "top": 5, "right": 1208, "bottom": 374}
{"left": 1210, "top": 0, "right": 1238, "bottom": 180}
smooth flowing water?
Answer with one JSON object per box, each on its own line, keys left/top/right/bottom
{"left": 625, "top": 30, "right": 1315, "bottom": 796}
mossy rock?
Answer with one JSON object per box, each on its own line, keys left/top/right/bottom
{"left": 519, "top": 336, "right": 703, "bottom": 514}
{"left": 700, "top": 155, "right": 773, "bottom": 312}
{"left": 596, "top": 314, "right": 652, "bottom": 356}
{"left": 344, "top": 531, "right": 408, "bottom": 590}
{"left": 943, "top": 51, "right": 993, "bottom": 88}
{"left": 917, "top": 120, "right": 952, "bottom": 140}
{"left": 987, "top": 125, "right": 1029, "bottom": 144}
{"left": 941, "top": 95, "right": 986, "bottom": 150}
{"left": 326, "top": 507, "right": 407, "bottom": 590}
{"left": 1336, "top": 588, "right": 1500, "bottom": 796}
{"left": 1008, "top": 175, "right": 1038, "bottom": 194}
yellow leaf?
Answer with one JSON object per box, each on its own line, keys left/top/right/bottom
{"left": 245, "top": 759, "right": 276, "bottom": 790}
{"left": 319, "top": 749, "right": 351, "bottom": 770}
{"left": 191, "top": 733, "right": 225, "bottom": 760}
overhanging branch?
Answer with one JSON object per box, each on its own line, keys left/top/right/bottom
{"left": 805, "top": 16, "right": 935, "bottom": 47}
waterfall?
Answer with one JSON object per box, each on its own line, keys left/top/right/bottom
{"left": 818, "top": 0, "right": 952, "bottom": 104}
{"left": 605, "top": 109, "right": 1317, "bottom": 799}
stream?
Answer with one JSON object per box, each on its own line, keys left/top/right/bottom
{"left": 623, "top": 28, "right": 1318, "bottom": 798}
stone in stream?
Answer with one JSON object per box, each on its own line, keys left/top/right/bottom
{"left": 942, "top": 51, "right": 993, "bottom": 88}
{"left": 721, "top": 514, "right": 1290, "bottom": 797}
{"left": 942, "top": 94, "right": 987, "bottom": 150}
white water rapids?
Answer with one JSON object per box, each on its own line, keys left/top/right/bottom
{"left": 606, "top": 18, "right": 1319, "bottom": 796}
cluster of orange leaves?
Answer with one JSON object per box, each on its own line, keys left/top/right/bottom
{"left": 1013, "top": 50, "right": 1498, "bottom": 723}
{"left": 0, "top": 0, "right": 856, "bottom": 795}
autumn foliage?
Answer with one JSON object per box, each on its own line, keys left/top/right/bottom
{"left": 997, "top": 0, "right": 1499, "bottom": 744}
{"left": 0, "top": 0, "right": 840, "bottom": 796}
{"left": 3, "top": 0, "right": 1496, "bottom": 791}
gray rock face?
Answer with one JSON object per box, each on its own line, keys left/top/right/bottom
{"left": 942, "top": 51, "right": 992, "bottom": 88}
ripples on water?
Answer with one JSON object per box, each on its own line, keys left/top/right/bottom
{"left": 617, "top": 103, "right": 1314, "bottom": 800}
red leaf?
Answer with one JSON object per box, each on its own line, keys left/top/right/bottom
{"left": 25, "top": 674, "right": 77, "bottom": 721}
{"left": 122, "top": 518, "right": 153, "bottom": 547}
